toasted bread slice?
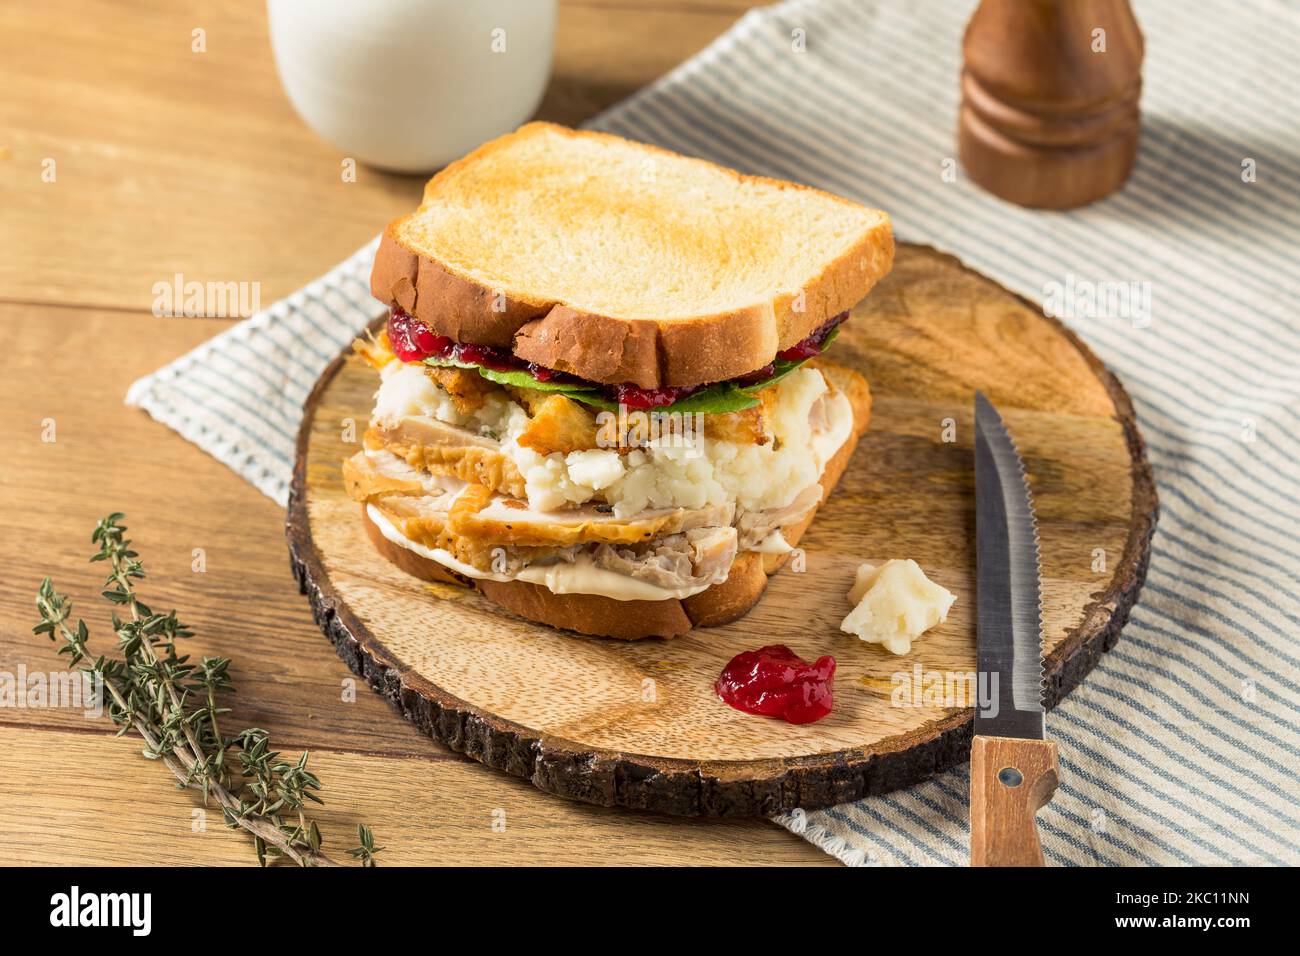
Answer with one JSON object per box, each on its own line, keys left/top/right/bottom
{"left": 371, "top": 122, "right": 894, "bottom": 389}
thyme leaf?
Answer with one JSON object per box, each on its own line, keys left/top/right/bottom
{"left": 34, "top": 513, "right": 380, "bottom": 867}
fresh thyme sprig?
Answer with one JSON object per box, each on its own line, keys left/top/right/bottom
{"left": 34, "top": 513, "right": 381, "bottom": 867}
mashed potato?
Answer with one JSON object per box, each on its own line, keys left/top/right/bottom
{"left": 371, "top": 361, "right": 853, "bottom": 517}
{"left": 372, "top": 361, "right": 526, "bottom": 439}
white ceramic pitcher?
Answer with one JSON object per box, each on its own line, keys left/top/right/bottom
{"left": 267, "top": 0, "right": 557, "bottom": 173}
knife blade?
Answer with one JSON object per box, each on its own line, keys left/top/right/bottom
{"left": 970, "top": 391, "right": 1059, "bottom": 866}
{"left": 973, "top": 390, "right": 1045, "bottom": 740}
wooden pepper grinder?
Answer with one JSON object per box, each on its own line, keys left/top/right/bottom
{"left": 958, "top": 0, "right": 1144, "bottom": 209}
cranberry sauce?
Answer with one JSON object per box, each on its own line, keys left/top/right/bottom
{"left": 387, "top": 307, "right": 558, "bottom": 384}
{"left": 388, "top": 306, "right": 452, "bottom": 363}
{"left": 715, "top": 644, "right": 836, "bottom": 724}
{"left": 611, "top": 383, "right": 699, "bottom": 410}
{"left": 385, "top": 307, "right": 849, "bottom": 401}
{"left": 777, "top": 312, "right": 846, "bottom": 362}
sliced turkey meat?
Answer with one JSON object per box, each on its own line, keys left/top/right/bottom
{"left": 587, "top": 526, "right": 737, "bottom": 590}
{"left": 349, "top": 449, "right": 739, "bottom": 577}
{"left": 734, "top": 482, "right": 823, "bottom": 551}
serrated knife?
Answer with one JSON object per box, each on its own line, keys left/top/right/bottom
{"left": 970, "top": 391, "right": 1059, "bottom": 867}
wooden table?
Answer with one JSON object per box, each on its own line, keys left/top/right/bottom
{"left": 0, "top": 0, "right": 833, "bottom": 866}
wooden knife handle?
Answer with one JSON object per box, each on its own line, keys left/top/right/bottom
{"left": 970, "top": 735, "right": 1059, "bottom": 867}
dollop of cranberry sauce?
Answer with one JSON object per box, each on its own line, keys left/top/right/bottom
{"left": 715, "top": 644, "right": 836, "bottom": 724}
{"left": 386, "top": 306, "right": 847, "bottom": 408}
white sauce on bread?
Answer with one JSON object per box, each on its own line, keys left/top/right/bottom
{"left": 366, "top": 504, "right": 713, "bottom": 601}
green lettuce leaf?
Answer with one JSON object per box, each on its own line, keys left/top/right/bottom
{"left": 655, "top": 385, "right": 761, "bottom": 414}
{"left": 422, "top": 327, "right": 839, "bottom": 415}
{"left": 426, "top": 356, "right": 618, "bottom": 408}
{"left": 474, "top": 364, "right": 602, "bottom": 397}
{"left": 423, "top": 355, "right": 480, "bottom": 371}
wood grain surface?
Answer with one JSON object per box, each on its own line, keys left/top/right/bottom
{"left": 289, "top": 244, "right": 1155, "bottom": 816}
{"left": 969, "top": 735, "right": 1061, "bottom": 867}
{"left": 0, "top": 0, "right": 840, "bottom": 865}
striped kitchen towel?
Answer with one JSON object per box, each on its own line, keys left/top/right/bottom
{"left": 128, "top": 0, "right": 1300, "bottom": 865}
{"left": 127, "top": 239, "right": 384, "bottom": 504}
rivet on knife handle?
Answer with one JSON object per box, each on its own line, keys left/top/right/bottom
{"left": 970, "top": 735, "right": 1059, "bottom": 867}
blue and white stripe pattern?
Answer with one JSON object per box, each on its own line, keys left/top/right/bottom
{"left": 128, "top": 0, "right": 1299, "bottom": 865}
{"left": 127, "top": 239, "right": 384, "bottom": 504}
{"left": 584, "top": 0, "right": 1300, "bottom": 866}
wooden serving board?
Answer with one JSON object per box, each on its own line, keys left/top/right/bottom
{"left": 288, "top": 244, "right": 1156, "bottom": 817}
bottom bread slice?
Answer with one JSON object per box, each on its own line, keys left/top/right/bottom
{"left": 358, "top": 410, "right": 864, "bottom": 640}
